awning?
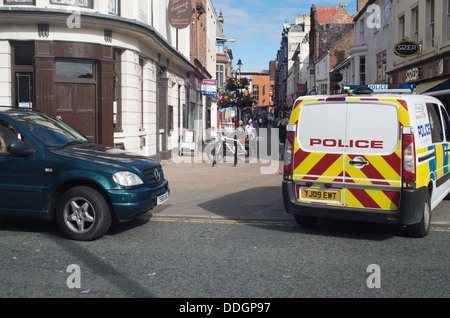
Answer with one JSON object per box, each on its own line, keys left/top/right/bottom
{"left": 417, "top": 78, "right": 450, "bottom": 95}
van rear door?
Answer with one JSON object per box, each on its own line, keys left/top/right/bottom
{"left": 294, "top": 98, "right": 402, "bottom": 211}
{"left": 344, "top": 100, "right": 402, "bottom": 210}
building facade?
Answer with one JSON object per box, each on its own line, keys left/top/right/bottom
{"left": 0, "top": 0, "right": 224, "bottom": 159}
{"left": 0, "top": 0, "right": 196, "bottom": 159}
{"left": 308, "top": 4, "right": 354, "bottom": 95}
{"left": 389, "top": 0, "right": 450, "bottom": 110}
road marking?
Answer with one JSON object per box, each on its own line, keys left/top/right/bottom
{"left": 147, "top": 216, "right": 450, "bottom": 232}
{"left": 147, "top": 216, "right": 293, "bottom": 227}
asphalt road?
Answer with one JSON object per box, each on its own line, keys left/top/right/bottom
{"left": 0, "top": 159, "right": 449, "bottom": 300}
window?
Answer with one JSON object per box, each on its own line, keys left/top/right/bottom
{"left": 447, "top": 1, "right": 450, "bottom": 41}
{"left": 398, "top": 15, "right": 405, "bottom": 40}
{"left": 11, "top": 41, "right": 34, "bottom": 108}
{"left": 3, "top": 0, "right": 35, "bottom": 4}
{"left": 441, "top": 106, "right": 450, "bottom": 141}
{"left": 427, "top": 0, "right": 435, "bottom": 48}
{"left": 217, "top": 42, "right": 225, "bottom": 54}
{"left": 216, "top": 64, "right": 224, "bottom": 88}
{"left": 359, "top": 19, "right": 365, "bottom": 44}
{"left": 376, "top": 52, "right": 387, "bottom": 82}
{"left": 427, "top": 103, "right": 443, "bottom": 143}
{"left": 50, "top": 0, "right": 92, "bottom": 8}
{"left": 384, "top": 0, "right": 390, "bottom": 27}
{"left": 55, "top": 60, "right": 94, "bottom": 79}
{"left": 359, "top": 56, "right": 366, "bottom": 85}
{"left": 412, "top": 7, "right": 419, "bottom": 43}
{"left": 319, "top": 83, "right": 327, "bottom": 95}
{"left": 0, "top": 119, "right": 23, "bottom": 154}
{"left": 15, "top": 73, "right": 33, "bottom": 108}
{"left": 109, "top": 0, "right": 120, "bottom": 15}
{"left": 253, "top": 84, "right": 259, "bottom": 102}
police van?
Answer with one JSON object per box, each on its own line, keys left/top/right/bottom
{"left": 282, "top": 84, "right": 450, "bottom": 237}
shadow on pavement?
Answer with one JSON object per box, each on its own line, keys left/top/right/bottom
{"left": 196, "top": 186, "right": 405, "bottom": 241}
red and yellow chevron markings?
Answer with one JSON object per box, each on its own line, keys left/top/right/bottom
{"left": 291, "top": 97, "right": 408, "bottom": 210}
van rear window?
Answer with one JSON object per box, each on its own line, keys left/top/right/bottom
{"left": 298, "top": 102, "right": 399, "bottom": 155}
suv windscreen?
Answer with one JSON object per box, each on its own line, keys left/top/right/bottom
{"left": 13, "top": 113, "right": 89, "bottom": 148}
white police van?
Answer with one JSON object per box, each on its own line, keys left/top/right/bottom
{"left": 282, "top": 84, "right": 450, "bottom": 237}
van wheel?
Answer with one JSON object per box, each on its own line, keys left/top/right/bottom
{"left": 407, "top": 192, "right": 431, "bottom": 238}
{"left": 294, "top": 214, "right": 318, "bottom": 228}
{"left": 56, "top": 186, "right": 112, "bottom": 241}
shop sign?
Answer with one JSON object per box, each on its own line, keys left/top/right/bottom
{"left": 394, "top": 41, "right": 420, "bottom": 57}
{"left": 201, "top": 79, "right": 217, "bottom": 97}
{"left": 406, "top": 67, "right": 420, "bottom": 82}
{"left": 168, "top": 0, "right": 192, "bottom": 29}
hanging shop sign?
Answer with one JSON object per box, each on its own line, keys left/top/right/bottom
{"left": 394, "top": 41, "right": 420, "bottom": 57}
{"left": 168, "top": 0, "right": 192, "bottom": 29}
{"left": 201, "top": 79, "right": 217, "bottom": 97}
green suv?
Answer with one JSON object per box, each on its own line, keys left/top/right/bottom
{"left": 0, "top": 108, "right": 169, "bottom": 241}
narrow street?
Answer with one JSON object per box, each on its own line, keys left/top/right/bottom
{"left": 0, "top": 160, "right": 449, "bottom": 300}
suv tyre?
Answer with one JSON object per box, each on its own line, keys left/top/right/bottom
{"left": 56, "top": 186, "right": 112, "bottom": 241}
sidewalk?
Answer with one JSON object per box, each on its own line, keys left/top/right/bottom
{"left": 152, "top": 158, "right": 289, "bottom": 221}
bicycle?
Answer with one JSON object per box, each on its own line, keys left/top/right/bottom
{"left": 207, "top": 131, "right": 256, "bottom": 164}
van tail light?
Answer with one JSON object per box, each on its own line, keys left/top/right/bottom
{"left": 283, "top": 124, "right": 296, "bottom": 178}
{"left": 402, "top": 128, "right": 416, "bottom": 186}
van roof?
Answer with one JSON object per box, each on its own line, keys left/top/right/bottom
{"left": 294, "top": 93, "right": 439, "bottom": 104}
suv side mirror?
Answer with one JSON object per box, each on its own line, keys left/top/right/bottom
{"left": 8, "top": 140, "right": 36, "bottom": 157}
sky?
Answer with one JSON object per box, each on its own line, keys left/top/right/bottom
{"left": 212, "top": 0, "right": 357, "bottom": 70}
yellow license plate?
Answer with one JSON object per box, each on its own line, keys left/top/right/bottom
{"left": 301, "top": 188, "right": 340, "bottom": 202}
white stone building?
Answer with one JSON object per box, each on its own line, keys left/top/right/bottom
{"left": 0, "top": 0, "right": 195, "bottom": 159}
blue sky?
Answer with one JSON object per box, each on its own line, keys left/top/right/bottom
{"left": 212, "top": 0, "right": 357, "bottom": 70}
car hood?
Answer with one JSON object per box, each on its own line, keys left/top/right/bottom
{"left": 51, "top": 143, "right": 159, "bottom": 170}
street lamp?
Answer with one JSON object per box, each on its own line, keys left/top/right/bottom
{"left": 235, "top": 59, "right": 243, "bottom": 129}
{"left": 237, "top": 58, "right": 242, "bottom": 78}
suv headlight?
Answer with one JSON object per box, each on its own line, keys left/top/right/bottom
{"left": 113, "top": 171, "right": 144, "bottom": 187}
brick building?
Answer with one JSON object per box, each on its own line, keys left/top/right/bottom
{"left": 308, "top": 4, "right": 354, "bottom": 94}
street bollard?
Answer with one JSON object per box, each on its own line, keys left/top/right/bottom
{"left": 234, "top": 135, "right": 237, "bottom": 167}
{"left": 212, "top": 143, "right": 216, "bottom": 167}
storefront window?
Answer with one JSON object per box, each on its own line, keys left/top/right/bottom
{"left": 15, "top": 73, "right": 33, "bottom": 108}
{"left": 55, "top": 60, "right": 94, "bottom": 79}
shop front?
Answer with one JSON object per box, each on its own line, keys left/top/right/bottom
{"left": 390, "top": 52, "right": 450, "bottom": 111}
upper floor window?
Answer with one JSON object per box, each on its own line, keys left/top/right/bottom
{"left": 109, "top": 0, "right": 120, "bottom": 15}
{"left": 376, "top": 51, "right": 387, "bottom": 82}
{"left": 3, "top": 0, "right": 35, "bottom": 4}
{"left": 359, "top": 18, "right": 365, "bottom": 44}
{"left": 217, "top": 42, "right": 225, "bottom": 54}
{"left": 383, "top": 0, "right": 390, "bottom": 27}
{"left": 427, "top": 0, "right": 435, "bottom": 48}
{"left": 446, "top": 0, "right": 450, "bottom": 41}
{"left": 412, "top": 7, "right": 419, "bottom": 43}
{"left": 253, "top": 84, "right": 259, "bottom": 101}
{"left": 50, "top": 0, "right": 93, "bottom": 9}
{"left": 398, "top": 15, "right": 405, "bottom": 40}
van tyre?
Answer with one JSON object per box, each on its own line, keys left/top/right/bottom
{"left": 407, "top": 192, "right": 431, "bottom": 238}
{"left": 56, "top": 186, "right": 112, "bottom": 241}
